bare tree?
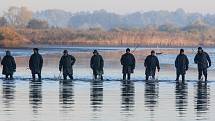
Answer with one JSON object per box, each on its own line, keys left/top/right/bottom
{"left": 4, "top": 6, "right": 33, "bottom": 27}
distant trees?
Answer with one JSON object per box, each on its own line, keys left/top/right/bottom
{"left": 4, "top": 6, "right": 33, "bottom": 27}
{"left": 158, "top": 24, "right": 180, "bottom": 32}
{"left": 27, "top": 19, "right": 49, "bottom": 29}
{"left": 33, "top": 9, "right": 72, "bottom": 27}
{"left": 0, "top": 17, "right": 8, "bottom": 27}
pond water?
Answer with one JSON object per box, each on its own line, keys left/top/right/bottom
{"left": 0, "top": 47, "right": 215, "bottom": 121}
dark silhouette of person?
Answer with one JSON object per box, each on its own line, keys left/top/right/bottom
{"left": 90, "top": 50, "right": 104, "bottom": 80}
{"left": 144, "top": 50, "right": 160, "bottom": 80}
{"left": 59, "top": 50, "right": 76, "bottom": 80}
{"left": 29, "top": 48, "right": 43, "bottom": 80}
{"left": 29, "top": 80, "right": 42, "bottom": 113}
{"left": 194, "top": 47, "right": 211, "bottom": 81}
{"left": 175, "top": 81, "right": 188, "bottom": 117}
{"left": 121, "top": 80, "right": 135, "bottom": 112}
{"left": 120, "top": 48, "right": 136, "bottom": 80}
{"left": 1, "top": 50, "right": 16, "bottom": 79}
{"left": 59, "top": 80, "right": 74, "bottom": 109}
{"left": 175, "top": 49, "right": 189, "bottom": 82}
{"left": 90, "top": 80, "right": 103, "bottom": 111}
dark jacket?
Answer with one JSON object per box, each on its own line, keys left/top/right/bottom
{"left": 175, "top": 54, "right": 189, "bottom": 75}
{"left": 59, "top": 54, "right": 76, "bottom": 75}
{"left": 1, "top": 55, "right": 16, "bottom": 75}
{"left": 120, "top": 53, "right": 135, "bottom": 74}
{"left": 90, "top": 54, "right": 104, "bottom": 74}
{"left": 29, "top": 53, "right": 43, "bottom": 74}
{"left": 194, "top": 52, "right": 211, "bottom": 69}
{"left": 144, "top": 55, "right": 160, "bottom": 76}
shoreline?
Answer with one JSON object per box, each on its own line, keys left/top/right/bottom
{"left": 0, "top": 44, "right": 211, "bottom": 50}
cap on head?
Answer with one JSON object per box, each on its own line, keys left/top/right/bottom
{"left": 151, "top": 50, "right": 155, "bottom": 54}
{"left": 198, "top": 47, "right": 203, "bottom": 50}
{"left": 126, "top": 48, "right": 130, "bottom": 52}
{"left": 180, "top": 49, "right": 184, "bottom": 53}
{"left": 6, "top": 50, "right": 11, "bottom": 56}
{"left": 63, "top": 50, "right": 68, "bottom": 54}
{"left": 33, "top": 48, "right": 39, "bottom": 51}
{"left": 93, "top": 50, "right": 98, "bottom": 54}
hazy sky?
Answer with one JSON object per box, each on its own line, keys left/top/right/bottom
{"left": 0, "top": 0, "right": 215, "bottom": 14}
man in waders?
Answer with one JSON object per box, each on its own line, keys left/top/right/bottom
{"left": 90, "top": 50, "right": 104, "bottom": 80}
{"left": 120, "top": 48, "right": 136, "bottom": 80}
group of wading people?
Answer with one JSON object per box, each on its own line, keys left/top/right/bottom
{"left": 0, "top": 47, "right": 211, "bottom": 81}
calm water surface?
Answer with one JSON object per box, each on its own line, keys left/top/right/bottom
{"left": 1, "top": 80, "right": 215, "bottom": 121}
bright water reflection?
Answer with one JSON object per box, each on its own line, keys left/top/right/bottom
{"left": 0, "top": 79, "right": 214, "bottom": 121}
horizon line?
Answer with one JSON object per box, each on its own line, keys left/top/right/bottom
{"left": 1, "top": 6, "right": 215, "bottom": 16}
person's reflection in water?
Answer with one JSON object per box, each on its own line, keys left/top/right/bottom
{"left": 2, "top": 80, "right": 15, "bottom": 111}
{"left": 121, "top": 80, "right": 135, "bottom": 113}
{"left": 195, "top": 81, "right": 210, "bottom": 120}
{"left": 144, "top": 80, "right": 159, "bottom": 119}
{"left": 175, "top": 81, "right": 188, "bottom": 118}
{"left": 59, "top": 80, "right": 74, "bottom": 110}
{"left": 90, "top": 80, "right": 103, "bottom": 112}
{"left": 29, "top": 80, "right": 42, "bottom": 114}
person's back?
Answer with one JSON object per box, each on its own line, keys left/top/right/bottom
{"left": 175, "top": 49, "right": 189, "bottom": 81}
{"left": 29, "top": 53, "right": 43, "bottom": 72}
{"left": 175, "top": 54, "right": 189, "bottom": 69}
{"left": 144, "top": 50, "right": 160, "bottom": 80}
{"left": 29, "top": 48, "right": 43, "bottom": 80}
{"left": 90, "top": 50, "right": 104, "bottom": 80}
{"left": 1, "top": 51, "right": 16, "bottom": 79}
{"left": 144, "top": 55, "right": 159, "bottom": 69}
{"left": 121, "top": 53, "right": 135, "bottom": 67}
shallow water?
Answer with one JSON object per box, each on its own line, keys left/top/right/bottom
{"left": 0, "top": 79, "right": 215, "bottom": 121}
{"left": 0, "top": 47, "right": 215, "bottom": 121}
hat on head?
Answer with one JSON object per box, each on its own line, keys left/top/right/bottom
{"left": 6, "top": 50, "right": 11, "bottom": 56}
{"left": 63, "top": 50, "right": 68, "bottom": 54}
{"left": 151, "top": 50, "right": 155, "bottom": 54}
{"left": 93, "top": 50, "right": 98, "bottom": 54}
{"left": 126, "top": 48, "right": 130, "bottom": 52}
{"left": 180, "top": 49, "right": 184, "bottom": 53}
{"left": 33, "top": 48, "right": 39, "bottom": 51}
{"left": 198, "top": 47, "right": 202, "bottom": 50}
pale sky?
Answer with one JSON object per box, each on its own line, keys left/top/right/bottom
{"left": 0, "top": 0, "right": 215, "bottom": 14}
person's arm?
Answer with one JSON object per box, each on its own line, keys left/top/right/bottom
{"left": 132, "top": 55, "right": 136, "bottom": 69}
{"left": 90, "top": 56, "right": 93, "bottom": 69}
{"left": 206, "top": 53, "right": 211, "bottom": 67}
{"left": 156, "top": 57, "right": 160, "bottom": 71}
{"left": 29, "top": 55, "right": 33, "bottom": 70}
{"left": 120, "top": 55, "right": 124, "bottom": 66}
{"left": 71, "top": 56, "right": 76, "bottom": 65}
{"left": 175, "top": 56, "right": 178, "bottom": 68}
{"left": 100, "top": 55, "right": 104, "bottom": 69}
{"left": 194, "top": 54, "right": 198, "bottom": 64}
{"left": 144, "top": 56, "right": 148, "bottom": 67}
{"left": 40, "top": 55, "right": 43, "bottom": 70}
{"left": 59, "top": 57, "right": 63, "bottom": 71}
{"left": 12, "top": 57, "right": 16, "bottom": 71}
{"left": 185, "top": 55, "right": 189, "bottom": 70}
